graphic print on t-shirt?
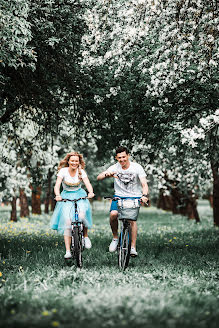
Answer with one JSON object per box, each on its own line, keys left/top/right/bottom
{"left": 117, "top": 172, "right": 136, "bottom": 191}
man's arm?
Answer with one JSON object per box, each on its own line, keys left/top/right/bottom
{"left": 97, "top": 171, "right": 116, "bottom": 181}
{"left": 139, "top": 176, "right": 149, "bottom": 203}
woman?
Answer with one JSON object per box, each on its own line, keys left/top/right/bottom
{"left": 50, "top": 151, "right": 95, "bottom": 259}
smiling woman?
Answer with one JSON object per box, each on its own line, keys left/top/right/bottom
{"left": 50, "top": 151, "right": 95, "bottom": 259}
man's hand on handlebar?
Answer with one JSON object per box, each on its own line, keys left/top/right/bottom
{"left": 140, "top": 195, "right": 149, "bottom": 205}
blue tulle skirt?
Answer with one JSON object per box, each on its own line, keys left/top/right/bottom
{"left": 50, "top": 189, "right": 92, "bottom": 235}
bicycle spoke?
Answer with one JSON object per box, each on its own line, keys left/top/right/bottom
{"left": 73, "top": 226, "right": 83, "bottom": 268}
{"left": 118, "top": 222, "right": 131, "bottom": 270}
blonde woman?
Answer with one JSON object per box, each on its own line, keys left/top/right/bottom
{"left": 50, "top": 152, "right": 94, "bottom": 259}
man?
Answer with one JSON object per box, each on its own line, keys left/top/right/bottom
{"left": 97, "top": 146, "right": 149, "bottom": 257}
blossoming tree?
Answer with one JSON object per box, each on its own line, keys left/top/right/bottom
{"left": 81, "top": 0, "right": 219, "bottom": 225}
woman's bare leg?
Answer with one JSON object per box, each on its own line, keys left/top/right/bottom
{"left": 64, "top": 235, "right": 71, "bottom": 251}
{"left": 84, "top": 227, "right": 88, "bottom": 237}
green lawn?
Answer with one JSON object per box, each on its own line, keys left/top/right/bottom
{"left": 0, "top": 201, "right": 218, "bottom": 328}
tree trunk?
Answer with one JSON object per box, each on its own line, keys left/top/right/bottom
{"left": 31, "top": 186, "right": 42, "bottom": 214}
{"left": 44, "top": 170, "right": 52, "bottom": 214}
{"left": 50, "top": 197, "right": 56, "bottom": 211}
{"left": 10, "top": 197, "right": 17, "bottom": 222}
{"left": 19, "top": 188, "right": 29, "bottom": 217}
{"left": 171, "top": 188, "right": 182, "bottom": 214}
{"left": 157, "top": 190, "right": 163, "bottom": 209}
{"left": 157, "top": 190, "right": 173, "bottom": 211}
{"left": 209, "top": 195, "right": 213, "bottom": 208}
{"left": 170, "top": 185, "right": 200, "bottom": 222}
{"left": 186, "top": 197, "right": 200, "bottom": 223}
{"left": 211, "top": 161, "right": 219, "bottom": 226}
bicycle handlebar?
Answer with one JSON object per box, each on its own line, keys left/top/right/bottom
{"left": 104, "top": 196, "right": 149, "bottom": 206}
{"left": 104, "top": 196, "right": 140, "bottom": 200}
{"left": 60, "top": 197, "right": 88, "bottom": 202}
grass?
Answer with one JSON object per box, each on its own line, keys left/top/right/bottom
{"left": 0, "top": 200, "right": 219, "bottom": 328}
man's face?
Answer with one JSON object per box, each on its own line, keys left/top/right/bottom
{"left": 116, "top": 151, "right": 129, "bottom": 168}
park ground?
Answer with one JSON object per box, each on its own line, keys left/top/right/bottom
{"left": 0, "top": 200, "right": 219, "bottom": 328}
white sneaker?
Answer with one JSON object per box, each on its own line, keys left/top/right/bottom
{"left": 64, "top": 251, "right": 72, "bottom": 259}
{"left": 130, "top": 247, "right": 138, "bottom": 257}
{"left": 109, "top": 238, "right": 119, "bottom": 252}
{"left": 84, "top": 237, "right": 92, "bottom": 249}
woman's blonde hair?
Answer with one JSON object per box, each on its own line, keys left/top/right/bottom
{"left": 58, "top": 152, "right": 86, "bottom": 180}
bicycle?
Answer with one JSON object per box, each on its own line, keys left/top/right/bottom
{"left": 61, "top": 197, "right": 88, "bottom": 268}
{"left": 104, "top": 196, "right": 143, "bottom": 271}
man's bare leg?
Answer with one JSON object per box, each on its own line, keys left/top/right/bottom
{"left": 110, "top": 210, "right": 119, "bottom": 238}
{"left": 130, "top": 221, "right": 137, "bottom": 248}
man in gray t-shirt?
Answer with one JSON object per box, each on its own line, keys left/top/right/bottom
{"left": 97, "top": 146, "right": 149, "bottom": 257}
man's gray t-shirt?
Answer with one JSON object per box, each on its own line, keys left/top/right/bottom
{"left": 106, "top": 161, "right": 146, "bottom": 197}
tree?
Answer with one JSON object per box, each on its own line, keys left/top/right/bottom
{"left": 0, "top": 133, "right": 31, "bottom": 220}
{"left": 0, "top": 0, "right": 87, "bottom": 133}
{"left": 81, "top": 0, "right": 219, "bottom": 224}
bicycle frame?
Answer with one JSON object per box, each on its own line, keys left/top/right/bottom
{"left": 118, "top": 218, "right": 132, "bottom": 270}
{"left": 62, "top": 197, "right": 87, "bottom": 223}
{"left": 61, "top": 197, "right": 87, "bottom": 267}
{"left": 104, "top": 196, "right": 143, "bottom": 270}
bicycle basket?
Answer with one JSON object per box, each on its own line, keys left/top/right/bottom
{"left": 118, "top": 199, "right": 140, "bottom": 220}
{"left": 117, "top": 199, "right": 140, "bottom": 209}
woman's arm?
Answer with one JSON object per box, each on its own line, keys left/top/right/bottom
{"left": 82, "top": 176, "right": 95, "bottom": 198}
{"left": 54, "top": 176, "right": 63, "bottom": 201}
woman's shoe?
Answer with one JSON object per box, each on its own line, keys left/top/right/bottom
{"left": 84, "top": 237, "right": 92, "bottom": 249}
{"left": 64, "top": 251, "right": 72, "bottom": 259}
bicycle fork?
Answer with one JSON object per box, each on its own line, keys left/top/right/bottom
{"left": 120, "top": 221, "right": 130, "bottom": 250}
{"left": 72, "top": 204, "right": 85, "bottom": 249}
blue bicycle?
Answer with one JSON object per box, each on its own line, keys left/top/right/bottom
{"left": 61, "top": 197, "right": 87, "bottom": 268}
{"left": 105, "top": 196, "right": 142, "bottom": 270}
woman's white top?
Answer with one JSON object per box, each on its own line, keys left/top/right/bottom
{"left": 57, "top": 167, "right": 87, "bottom": 191}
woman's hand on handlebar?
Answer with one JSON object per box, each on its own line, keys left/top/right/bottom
{"left": 88, "top": 192, "right": 95, "bottom": 199}
{"left": 55, "top": 195, "right": 62, "bottom": 201}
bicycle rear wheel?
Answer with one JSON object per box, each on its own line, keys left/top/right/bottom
{"left": 118, "top": 221, "right": 132, "bottom": 270}
{"left": 73, "top": 226, "right": 83, "bottom": 268}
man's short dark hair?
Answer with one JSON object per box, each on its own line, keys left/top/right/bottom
{"left": 116, "top": 146, "right": 129, "bottom": 155}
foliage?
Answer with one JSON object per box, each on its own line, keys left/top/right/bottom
{"left": 80, "top": 0, "right": 219, "bottom": 224}
{"left": 81, "top": 0, "right": 219, "bottom": 151}
{"left": 0, "top": 0, "right": 87, "bottom": 131}
{"left": 0, "top": 0, "right": 36, "bottom": 69}
{"left": 0, "top": 118, "right": 114, "bottom": 202}
{"left": 0, "top": 0, "right": 218, "bottom": 218}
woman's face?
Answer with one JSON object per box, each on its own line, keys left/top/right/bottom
{"left": 68, "top": 155, "right": 80, "bottom": 169}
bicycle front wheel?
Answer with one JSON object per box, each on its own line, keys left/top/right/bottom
{"left": 118, "top": 222, "right": 132, "bottom": 270}
{"left": 73, "top": 227, "right": 83, "bottom": 268}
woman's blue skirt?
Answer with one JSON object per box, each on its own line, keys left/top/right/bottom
{"left": 50, "top": 189, "right": 92, "bottom": 235}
